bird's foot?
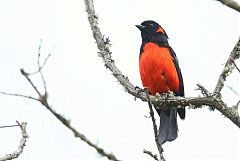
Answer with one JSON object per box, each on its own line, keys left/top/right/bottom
{"left": 135, "top": 86, "right": 145, "bottom": 96}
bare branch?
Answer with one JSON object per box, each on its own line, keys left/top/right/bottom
{"left": 0, "top": 91, "right": 39, "bottom": 101}
{"left": 0, "top": 124, "right": 19, "bottom": 128}
{"left": 231, "top": 58, "right": 240, "bottom": 73}
{"left": 84, "top": 0, "right": 135, "bottom": 95}
{"left": 143, "top": 149, "right": 159, "bottom": 161}
{"left": 0, "top": 122, "right": 28, "bottom": 161}
{"left": 20, "top": 69, "right": 42, "bottom": 97}
{"left": 28, "top": 39, "right": 53, "bottom": 76}
{"left": 145, "top": 89, "right": 165, "bottom": 161}
{"left": 21, "top": 39, "right": 53, "bottom": 98}
{"left": 37, "top": 40, "right": 48, "bottom": 94}
{"left": 226, "top": 84, "right": 239, "bottom": 96}
{"left": 196, "top": 84, "right": 211, "bottom": 97}
{"left": 230, "top": 100, "right": 240, "bottom": 110}
{"left": 0, "top": 42, "right": 120, "bottom": 161}
{"left": 36, "top": 96, "right": 120, "bottom": 161}
{"left": 213, "top": 38, "right": 240, "bottom": 98}
{"left": 215, "top": 0, "right": 240, "bottom": 12}
{"left": 237, "top": 100, "right": 240, "bottom": 106}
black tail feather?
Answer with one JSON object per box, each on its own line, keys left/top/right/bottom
{"left": 156, "top": 108, "right": 178, "bottom": 144}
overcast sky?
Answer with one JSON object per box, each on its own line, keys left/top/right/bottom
{"left": 0, "top": 0, "right": 240, "bottom": 161}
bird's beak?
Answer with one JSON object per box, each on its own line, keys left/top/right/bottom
{"left": 135, "top": 25, "right": 146, "bottom": 31}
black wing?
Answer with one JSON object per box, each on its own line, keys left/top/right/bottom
{"left": 169, "top": 47, "right": 185, "bottom": 119}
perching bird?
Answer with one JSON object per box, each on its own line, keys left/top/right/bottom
{"left": 136, "top": 20, "right": 185, "bottom": 144}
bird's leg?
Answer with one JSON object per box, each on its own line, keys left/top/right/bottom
{"left": 135, "top": 86, "right": 150, "bottom": 101}
{"left": 135, "top": 86, "right": 145, "bottom": 96}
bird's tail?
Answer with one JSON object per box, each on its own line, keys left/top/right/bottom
{"left": 156, "top": 108, "right": 178, "bottom": 145}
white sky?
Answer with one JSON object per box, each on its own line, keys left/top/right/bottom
{"left": 0, "top": 0, "right": 240, "bottom": 161}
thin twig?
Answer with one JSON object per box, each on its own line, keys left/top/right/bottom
{"left": 215, "top": 0, "right": 240, "bottom": 12}
{"left": 36, "top": 40, "right": 48, "bottom": 94}
{"left": 20, "top": 69, "right": 42, "bottom": 97}
{"left": 0, "top": 91, "right": 39, "bottom": 101}
{"left": 0, "top": 124, "right": 20, "bottom": 129}
{"left": 196, "top": 84, "right": 215, "bottom": 110}
{"left": 145, "top": 88, "right": 165, "bottom": 161}
{"left": 226, "top": 84, "right": 239, "bottom": 96}
{"left": 143, "top": 149, "right": 159, "bottom": 161}
{"left": 196, "top": 84, "right": 211, "bottom": 97}
{"left": 237, "top": 100, "right": 240, "bottom": 107}
{"left": 28, "top": 40, "right": 53, "bottom": 76}
{"left": 27, "top": 39, "right": 53, "bottom": 96}
{"left": 231, "top": 100, "right": 240, "bottom": 110}
{"left": 40, "top": 47, "right": 53, "bottom": 72}
{"left": 0, "top": 121, "right": 28, "bottom": 161}
{"left": 231, "top": 58, "right": 240, "bottom": 73}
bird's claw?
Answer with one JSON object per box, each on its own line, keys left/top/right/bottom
{"left": 135, "top": 86, "right": 144, "bottom": 96}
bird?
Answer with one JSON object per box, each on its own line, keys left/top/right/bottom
{"left": 136, "top": 20, "right": 185, "bottom": 144}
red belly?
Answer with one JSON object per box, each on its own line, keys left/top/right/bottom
{"left": 139, "top": 43, "right": 180, "bottom": 96}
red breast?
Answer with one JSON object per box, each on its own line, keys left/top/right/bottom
{"left": 139, "top": 42, "right": 180, "bottom": 96}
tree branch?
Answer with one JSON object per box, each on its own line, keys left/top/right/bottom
{"left": 145, "top": 89, "right": 165, "bottom": 161}
{"left": 0, "top": 44, "right": 120, "bottom": 161}
{"left": 33, "top": 89, "right": 120, "bottom": 161}
{"left": 36, "top": 39, "right": 48, "bottom": 94}
{"left": 0, "top": 124, "right": 19, "bottom": 129}
{"left": 215, "top": 0, "right": 240, "bottom": 12}
{"left": 27, "top": 39, "right": 53, "bottom": 76}
{"left": 0, "top": 91, "right": 38, "bottom": 101}
{"left": 213, "top": 38, "right": 240, "bottom": 97}
{"left": 143, "top": 149, "right": 159, "bottom": 161}
{"left": 0, "top": 121, "right": 28, "bottom": 161}
{"left": 20, "top": 69, "right": 42, "bottom": 97}
{"left": 231, "top": 58, "right": 240, "bottom": 73}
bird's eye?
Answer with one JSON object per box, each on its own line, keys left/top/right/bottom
{"left": 149, "top": 24, "right": 153, "bottom": 27}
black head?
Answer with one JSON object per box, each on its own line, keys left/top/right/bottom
{"left": 136, "top": 20, "right": 169, "bottom": 44}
